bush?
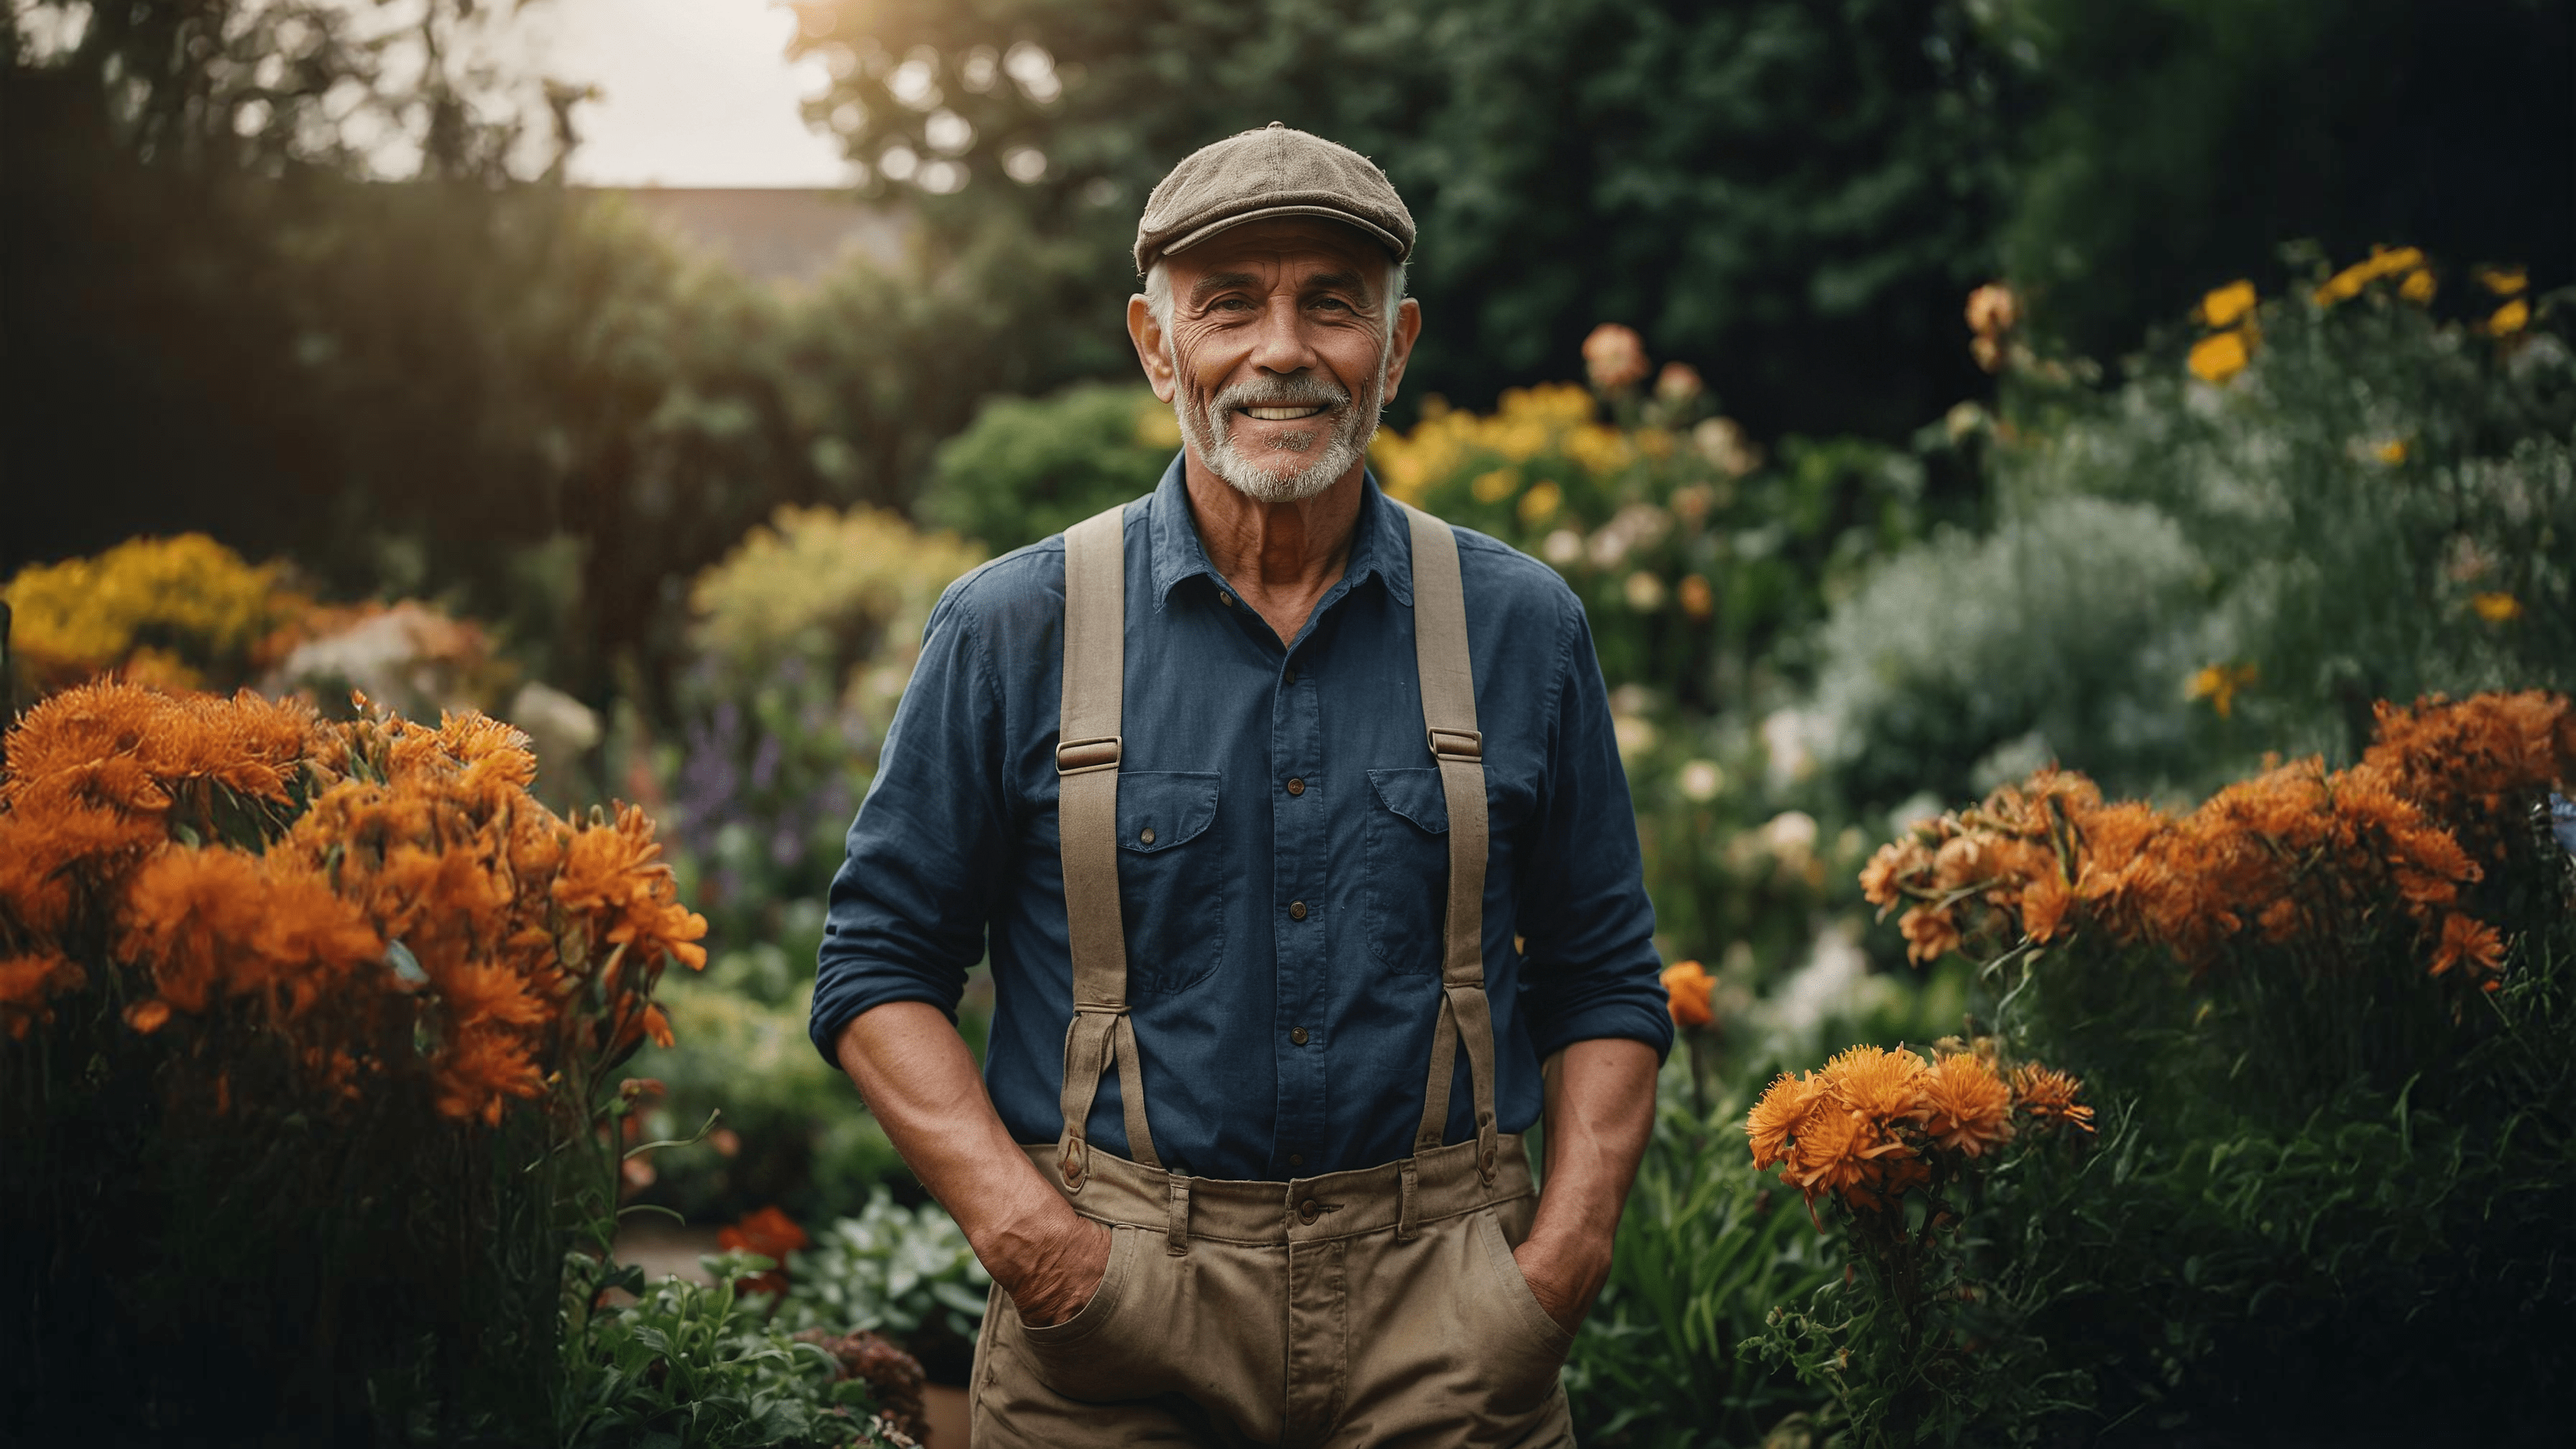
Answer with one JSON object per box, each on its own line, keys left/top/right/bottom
{"left": 0, "top": 682, "right": 705, "bottom": 1443}
{"left": 770, "top": 1189, "right": 995, "bottom": 1386}
{"left": 1816, "top": 260, "right": 2576, "bottom": 810}
{"left": 559, "top": 1249, "right": 903, "bottom": 1449}
{"left": 921, "top": 382, "right": 1181, "bottom": 554}
{"left": 1759, "top": 691, "right": 2576, "bottom": 1444}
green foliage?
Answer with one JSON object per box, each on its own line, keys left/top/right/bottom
{"left": 558, "top": 1250, "right": 893, "bottom": 1449}
{"left": 772, "top": 1189, "right": 995, "bottom": 1346}
{"left": 794, "top": 0, "right": 2016, "bottom": 440}
{"left": 1566, "top": 1093, "right": 1840, "bottom": 1447}
{"left": 1816, "top": 274, "right": 2576, "bottom": 810}
{"left": 1991, "top": 0, "right": 2573, "bottom": 359}
{"left": 923, "top": 382, "right": 1182, "bottom": 552}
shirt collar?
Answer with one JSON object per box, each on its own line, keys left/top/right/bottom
{"left": 1145, "top": 453, "right": 1415, "bottom": 610}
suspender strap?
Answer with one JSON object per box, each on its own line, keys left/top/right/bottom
{"left": 1054, "top": 504, "right": 1161, "bottom": 1189}
{"left": 1400, "top": 504, "right": 1500, "bottom": 1184}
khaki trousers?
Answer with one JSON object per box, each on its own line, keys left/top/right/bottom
{"left": 969, "top": 1136, "right": 1577, "bottom": 1447}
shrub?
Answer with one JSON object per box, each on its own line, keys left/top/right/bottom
{"left": 0, "top": 682, "right": 704, "bottom": 1443}
{"left": 1816, "top": 259, "right": 2576, "bottom": 809}
{"left": 919, "top": 381, "right": 1181, "bottom": 555}
{"left": 1, "top": 534, "right": 304, "bottom": 693}
{"left": 559, "top": 1249, "right": 904, "bottom": 1448}
{"left": 1764, "top": 691, "right": 2576, "bottom": 1444}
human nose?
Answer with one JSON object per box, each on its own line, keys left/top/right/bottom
{"left": 1248, "top": 293, "right": 1319, "bottom": 376}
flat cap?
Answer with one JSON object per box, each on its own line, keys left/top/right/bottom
{"left": 1134, "top": 123, "right": 1414, "bottom": 274}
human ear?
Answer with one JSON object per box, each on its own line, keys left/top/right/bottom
{"left": 1128, "top": 295, "right": 1178, "bottom": 403}
{"left": 1379, "top": 298, "right": 1424, "bottom": 401}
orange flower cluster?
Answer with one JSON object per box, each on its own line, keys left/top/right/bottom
{"left": 1859, "top": 693, "right": 2574, "bottom": 988}
{"left": 1746, "top": 1041, "right": 2090, "bottom": 1215}
{"left": 0, "top": 681, "right": 705, "bottom": 1126}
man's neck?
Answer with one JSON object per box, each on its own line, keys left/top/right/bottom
{"left": 1182, "top": 454, "right": 1366, "bottom": 648}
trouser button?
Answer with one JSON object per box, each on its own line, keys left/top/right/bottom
{"left": 1298, "top": 1198, "right": 1320, "bottom": 1224}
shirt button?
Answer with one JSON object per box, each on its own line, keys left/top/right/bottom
{"left": 1288, "top": 900, "right": 1307, "bottom": 920}
{"left": 1286, "top": 777, "right": 1305, "bottom": 796}
{"left": 1290, "top": 1026, "right": 1309, "bottom": 1046}
{"left": 1285, "top": 665, "right": 1299, "bottom": 685}
{"left": 1289, "top": 1153, "right": 1304, "bottom": 1168}
{"left": 1219, "top": 592, "right": 1235, "bottom": 607}
{"left": 1138, "top": 826, "right": 1155, "bottom": 844}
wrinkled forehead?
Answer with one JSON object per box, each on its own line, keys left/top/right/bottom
{"left": 1163, "top": 216, "right": 1396, "bottom": 298}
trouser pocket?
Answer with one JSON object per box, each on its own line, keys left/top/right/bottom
{"left": 1465, "top": 1205, "right": 1577, "bottom": 1413}
{"left": 997, "top": 1223, "right": 1176, "bottom": 1403}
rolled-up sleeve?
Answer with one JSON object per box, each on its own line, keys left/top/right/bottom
{"left": 809, "top": 585, "right": 1012, "bottom": 1062}
{"left": 1512, "top": 604, "right": 1674, "bottom": 1062}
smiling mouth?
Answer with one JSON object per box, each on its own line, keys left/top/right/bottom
{"left": 1240, "top": 404, "right": 1329, "bottom": 421}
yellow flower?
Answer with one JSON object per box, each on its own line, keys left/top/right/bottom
{"left": 2199, "top": 280, "right": 2257, "bottom": 329}
{"left": 2375, "top": 439, "right": 2408, "bottom": 465}
{"left": 2399, "top": 267, "right": 2437, "bottom": 305}
{"left": 2485, "top": 299, "right": 2530, "bottom": 336}
{"left": 1471, "top": 468, "right": 1518, "bottom": 505}
{"left": 1518, "top": 479, "right": 1564, "bottom": 526}
{"left": 2470, "top": 592, "right": 2521, "bottom": 623}
{"left": 2473, "top": 264, "right": 2527, "bottom": 297}
{"left": 2312, "top": 245, "right": 2428, "bottom": 307}
{"left": 2188, "top": 330, "right": 2251, "bottom": 385}
{"left": 2186, "top": 661, "right": 2258, "bottom": 718}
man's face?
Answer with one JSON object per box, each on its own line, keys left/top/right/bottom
{"left": 1130, "top": 218, "right": 1421, "bottom": 503}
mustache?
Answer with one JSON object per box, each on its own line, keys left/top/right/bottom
{"left": 1207, "top": 374, "right": 1353, "bottom": 415}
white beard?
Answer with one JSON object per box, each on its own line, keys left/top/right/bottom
{"left": 1172, "top": 354, "right": 1387, "bottom": 503}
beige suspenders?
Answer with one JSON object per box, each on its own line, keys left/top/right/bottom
{"left": 1051, "top": 499, "right": 1498, "bottom": 1219}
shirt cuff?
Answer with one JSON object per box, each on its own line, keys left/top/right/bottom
{"left": 1522, "top": 996, "right": 1674, "bottom": 1065}
{"left": 807, "top": 970, "right": 960, "bottom": 1065}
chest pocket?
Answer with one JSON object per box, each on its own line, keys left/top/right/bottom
{"left": 1364, "top": 767, "right": 1451, "bottom": 976}
{"left": 1113, "top": 771, "right": 1224, "bottom": 995}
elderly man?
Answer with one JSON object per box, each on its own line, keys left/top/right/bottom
{"left": 811, "top": 125, "right": 1668, "bottom": 1446}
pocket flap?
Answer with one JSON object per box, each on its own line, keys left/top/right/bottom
{"left": 1115, "top": 772, "right": 1220, "bottom": 854}
{"left": 1367, "top": 767, "right": 1450, "bottom": 834}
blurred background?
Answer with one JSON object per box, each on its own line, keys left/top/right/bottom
{"left": 5, "top": 2, "right": 2573, "bottom": 1439}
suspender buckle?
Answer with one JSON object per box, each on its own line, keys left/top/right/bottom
{"left": 1426, "top": 727, "right": 1483, "bottom": 761}
{"left": 1056, "top": 735, "right": 1123, "bottom": 774}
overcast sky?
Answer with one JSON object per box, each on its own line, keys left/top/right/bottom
{"left": 533, "top": 0, "right": 849, "bottom": 188}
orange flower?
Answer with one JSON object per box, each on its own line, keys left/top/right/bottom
{"left": 2429, "top": 913, "right": 2504, "bottom": 979}
{"left": 2010, "top": 1064, "right": 2095, "bottom": 1133}
{"left": 720, "top": 1205, "right": 811, "bottom": 1295}
{"left": 1918, "top": 1051, "right": 2014, "bottom": 1157}
{"left": 642, "top": 1003, "right": 676, "bottom": 1050}
{"left": 0, "top": 952, "right": 88, "bottom": 1039}
{"left": 1898, "top": 905, "right": 1962, "bottom": 965}
{"left": 2019, "top": 869, "right": 2072, "bottom": 943}
{"left": 1661, "top": 960, "right": 1717, "bottom": 1029}
{"left": 1581, "top": 323, "right": 1649, "bottom": 391}
{"left": 1932, "top": 834, "right": 1991, "bottom": 892}
{"left": 1746, "top": 1070, "right": 1826, "bottom": 1171}
{"left": 1822, "top": 1044, "right": 1928, "bottom": 1124}
{"left": 1859, "top": 839, "right": 1928, "bottom": 908}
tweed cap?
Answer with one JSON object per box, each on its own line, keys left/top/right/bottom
{"left": 1134, "top": 123, "right": 1414, "bottom": 274}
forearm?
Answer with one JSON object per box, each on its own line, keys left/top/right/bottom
{"left": 832, "top": 999, "right": 1102, "bottom": 1313}
{"left": 1519, "top": 1035, "right": 1659, "bottom": 1320}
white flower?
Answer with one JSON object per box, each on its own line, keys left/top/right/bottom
{"left": 1678, "top": 759, "right": 1723, "bottom": 802}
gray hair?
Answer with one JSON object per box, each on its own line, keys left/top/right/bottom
{"left": 1142, "top": 256, "right": 1408, "bottom": 348}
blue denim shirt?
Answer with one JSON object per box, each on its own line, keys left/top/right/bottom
{"left": 809, "top": 459, "right": 1670, "bottom": 1180}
